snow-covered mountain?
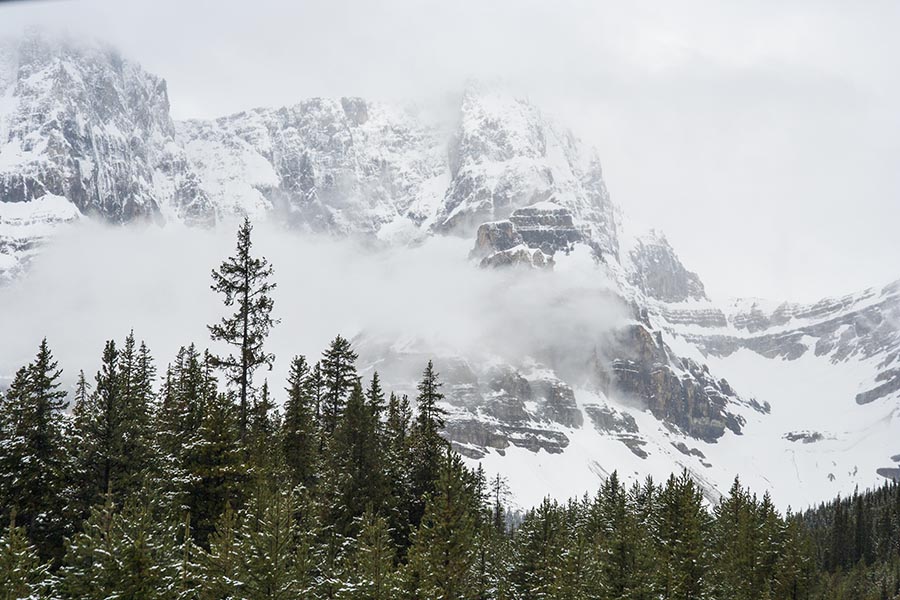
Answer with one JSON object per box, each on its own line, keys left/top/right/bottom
{"left": 0, "top": 33, "right": 897, "bottom": 510}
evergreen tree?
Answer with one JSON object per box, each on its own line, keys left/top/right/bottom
{"left": 473, "top": 475, "right": 511, "bottom": 600}
{"left": 69, "top": 335, "right": 157, "bottom": 512}
{"left": 0, "top": 339, "right": 69, "bottom": 562}
{"left": 60, "top": 495, "right": 175, "bottom": 600}
{"left": 184, "top": 391, "right": 245, "bottom": 547}
{"left": 754, "top": 491, "right": 784, "bottom": 599}
{"left": 208, "top": 216, "right": 279, "bottom": 440}
{"left": 246, "top": 379, "right": 281, "bottom": 479}
{"left": 323, "top": 382, "right": 387, "bottom": 539}
{"left": 385, "top": 392, "right": 414, "bottom": 552}
{"left": 319, "top": 335, "right": 358, "bottom": 436}
{"left": 774, "top": 513, "right": 813, "bottom": 600}
{"left": 311, "top": 361, "right": 325, "bottom": 425}
{"left": 117, "top": 331, "right": 158, "bottom": 497}
{"left": 343, "top": 509, "right": 396, "bottom": 600}
{"left": 510, "top": 497, "right": 566, "bottom": 598}
{"left": 406, "top": 449, "right": 477, "bottom": 600}
{"left": 282, "top": 355, "right": 319, "bottom": 491}
{"left": 72, "top": 339, "right": 124, "bottom": 509}
{"left": 365, "top": 371, "right": 387, "bottom": 421}
{"left": 156, "top": 345, "right": 210, "bottom": 471}
{"left": 625, "top": 477, "right": 661, "bottom": 600}
{"left": 0, "top": 514, "right": 52, "bottom": 600}
{"left": 239, "top": 486, "right": 303, "bottom": 600}
{"left": 169, "top": 512, "right": 203, "bottom": 600}
{"left": 199, "top": 504, "right": 243, "bottom": 600}
{"left": 711, "top": 477, "right": 757, "bottom": 600}
{"left": 64, "top": 370, "right": 92, "bottom": 529}
{"left": 409, "top": 361, "right": 449, "bottom": 528}
{"left": 655, "top": 471, "right": 710, "bottom": 600}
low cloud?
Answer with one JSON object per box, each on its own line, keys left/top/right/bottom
{"left": 0, "top": 220, "right": 629, "bottom": 400}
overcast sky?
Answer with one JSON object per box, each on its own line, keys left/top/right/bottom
{"left": 2, "top": 0, "right": 899, "bottom": 301}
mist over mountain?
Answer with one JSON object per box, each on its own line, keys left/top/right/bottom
{"left": 0, "top": 32, "right": 897, "bottom": 511}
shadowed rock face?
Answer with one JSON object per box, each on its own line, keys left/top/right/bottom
{"left": 471, "top": 203, "right": 587, "bottom": 268}
{"left": 508, "top": 204, "right": 586, "bottom": 255}
{"left": 605, "top": 324, "right": 745, "bottom": 442}
{"left": 585, "top": 404, "right": 638, "bottom": 434}
{"left": 471, "top": 220, "right": 523, "bottom": 257}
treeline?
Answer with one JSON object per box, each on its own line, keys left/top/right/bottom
{"left": 0, "top": 217, "right": 897, "bottom": 599}
{"left": 802, "top": 479, "right": 900, "bottom": 599}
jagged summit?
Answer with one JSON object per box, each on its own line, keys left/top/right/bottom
{"left": 0, "top": 32, "right": 208, "bottom": 223}
{"left": 624, "top": 229, "right": 708, "bottom": 302}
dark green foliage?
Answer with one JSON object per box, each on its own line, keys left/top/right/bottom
{"left": 0, "top": 516, "right": 52, "bottom": 599}
{"left": 183, "top": 390, "right": 245, "bottom": 547}
{"left": 322, "top": 381, "right": 387, "bottom": 539}
{"left": 198, "top": 503, "right": 241, "bottom": 599}
{"left": 409, "top": 360, "right": 449, "bottom": 529}
{"left": 385, "top": 391, "right": 414, "bottom": 551}
{"left": 0, "top": 327, "right": 896, "bottom": 600}
{"left": 0, "top": 339, "right": 69, "bottom": 562}
{"left": 655, "top": 470, "right": 710, "bottom": 600}
{"left": 208, "top": 216, "right": 279, "bottom": 440}
{"left": 238, "top": 486, "right": 305, "bottom": 599}
{"left": 344, "top": 509, "right": 397, "bottom": 599}
{"left": 406, "top": 449, "right": 478, "bottom": 600}
{"left": 320, "top": 335, "right": 358, "bottom": 436}
{"left": 282, "top": 355, "right": 319, "bottom": 491}
{"left": 59, "top": 495, "right": 174, "bottom": 600}
{"left": 68, "top": 334, "right": 158, "bottom": 513}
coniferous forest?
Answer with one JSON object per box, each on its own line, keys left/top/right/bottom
{"left": 0, "top": 218, "right": 898, "bottom": 600}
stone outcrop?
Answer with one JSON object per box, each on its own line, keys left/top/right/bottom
{"left": 605, "top": 324, "right": 745, "bottom": 442}
{"left": 627, "top": 231, "right": 707, "bottom": 302}
{"left": 471, "top": 203, "right": 586, "bottom": 268}
{"left": 0, "top": 33, "right": 211, "bottom": 225}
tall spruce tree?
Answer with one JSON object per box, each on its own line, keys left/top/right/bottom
{"left": 711, "top": 477, "right": 758, "bottom": 600}
{"left": 406, "top": 449, "right": 477, "bottom": 600}
{"left": 322, "top": 382, "right": 387, "bottom": 539}
{"left": 345, "top": 509, "right": 397, "bottom": 599}
{"left": 238, "top": 486, "right": 304, "bottom": 600}
{"left": 208, "top": 216, "right": 279, "bottom": 440}
{"left": 199, "top": 504, "right": 243, "bottom": 599}
{"left": 365, "top": 371, "right": 386, "bottom": 420}
{"left": 0, "top": 339, "right": 69, "bottom": 562}
{"left": 0, "top": 514, "right": 52, "bottom": 599}
{"left": 69, "top": 335, "right": 157, "bottom": 512}
{"left": 184, "top": 391, "right": 245, "bottom": 547}
{"left": 61, "top": 493, "right": 178, "bottom": 600}
{"left": 282, "top": 355, "right": 318, "bottom": 491}
{"left": 117, "top": 331, "right": 158, "bottom": 496}
{"left": 385, "top": 392, "right": 414, "bottom": 552}
{"left": 319, "top": 335, "right": 358, "bottom": 436}
{"left": 655, "top": 470, "right": 710, "bottom": 600}
{"left": 409, "top": 360, "right": 449, "bottom": 528}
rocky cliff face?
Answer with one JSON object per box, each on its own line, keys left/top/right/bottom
{"left": 0, "top": 33, "right": 209, "bottom": 226}
{"left": 652, "top": 280, "right": 900, "bottom": 407}
{"left": 625, "top": 230, "right": 707, "bottom": 302}
{"left": 434, "top": 89, "right": 619, "bottom": 258}
{"left": 177, "top": 98, "right": 449, "bottom": 235}
{"left": 470, "top": 202, "right": 586, "bottom": 268}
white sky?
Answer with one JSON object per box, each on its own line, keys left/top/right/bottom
{"left": 2, "top": 0, "right": 899, "bottom": 301}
